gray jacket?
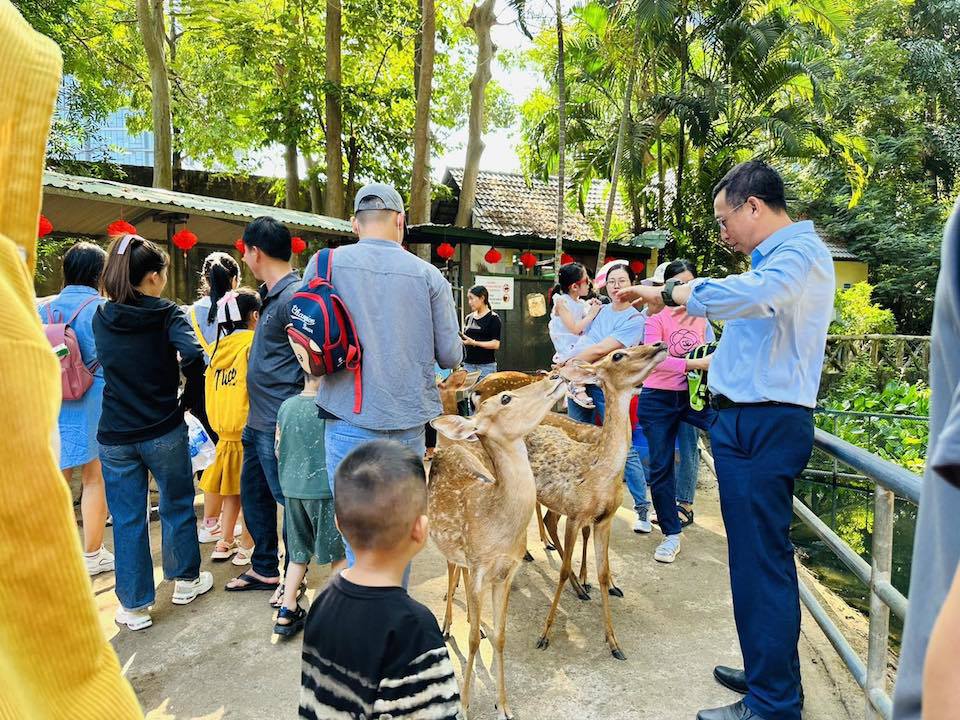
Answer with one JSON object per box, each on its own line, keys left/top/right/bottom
{"left": 304, "top": 238, "right": 463, "bottom": 430}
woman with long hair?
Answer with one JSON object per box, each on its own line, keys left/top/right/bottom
{"left": 460, "top": 285, "right": 501, "bottom": 380}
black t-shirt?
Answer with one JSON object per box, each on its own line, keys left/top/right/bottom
{"left": 463, "top": 311, "right": 501, "bottom": 365}
{"left": 299, "top": 574, "right": 462, "bottom": 719}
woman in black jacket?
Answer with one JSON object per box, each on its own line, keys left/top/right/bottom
{"left": 93, "top": 234, "right": 210, "bottom": 631}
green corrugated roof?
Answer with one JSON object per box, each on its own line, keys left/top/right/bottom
{"left": 43, "top": 170, "right": 354, "bottom": 236}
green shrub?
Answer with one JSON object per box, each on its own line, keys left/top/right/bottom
{"left": 830, "top": 282, "right": 897, "bottom": 336}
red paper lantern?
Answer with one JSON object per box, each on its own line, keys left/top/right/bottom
{"left": 38, "top": 215, "right": 53, "bottom": 238}
{"left": 630, "top": 259, "right": 645, "bottom": 274}
{"left": 604, "top": 256, "right": 617, "bottom": 265}
{"left": 234, "top": 238, "right": 245, "bottom": 254}
{"left": 519, "top": 251, "right": 538, "bottom": 269}
{"left": 291, "top": 236, "right": 307, "bottom": 254}
{"left": 484, "top": 246, "right": 502, "bottom": 264}
{"left": 108, "top": 220, "right": 138, "bottom": 236}
{"left": 560, "top": 252, "right": 574, "bottom": 265}
{"left": 437, "top": 242, "right": 455, "bottom": 260}
{"left": 172, "top": 229, "right": 198, "bottom": 253}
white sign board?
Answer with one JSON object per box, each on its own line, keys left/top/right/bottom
{"left": 473, "top": 275, "right": 514, "bottom": 310}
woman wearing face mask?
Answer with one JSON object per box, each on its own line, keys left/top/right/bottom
{"left": 636, "top": 259, "right": 716, "bottom": 565}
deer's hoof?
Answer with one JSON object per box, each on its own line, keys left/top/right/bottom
{"left": 523, "top": 550, "right": 534, "bottom": 562}
{"left": 480, "top": 628, "right": 487, "bottom": 640}
{"left": 612, "top": 648, "right": 627, "bottom": 661}
{"left": 495, "top": 704, "right": 514, "bottom": 720}
{"left": 536, "top": 635, "right": 550, "bottom": 650}
{"left": 442, "top": 630, "right": 451, "bottom": 641}
{"left": 544, "top": 543, "right": 556, "bottom": 552}
{"left": 608, "top": 585, "right": 624, "bottom": 598}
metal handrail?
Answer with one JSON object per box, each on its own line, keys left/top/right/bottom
{"left": 699, "top": 426, "right": 923, "bottom": 720}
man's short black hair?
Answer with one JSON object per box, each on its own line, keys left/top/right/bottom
{"left": 334, "top": 440, "right": 427, "bottom": 551}
{"left": 243, "top": 216, "right": 292, "bottom": 261}
{"left": 63, "top": 241, "right": 107, "bottom": 289}
{"left": 713, "top": 160, "right": 787, "bottom": 213}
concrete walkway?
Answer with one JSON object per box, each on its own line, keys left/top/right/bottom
{"left": 95, "top": 476, "right": 857, "bottom": 720}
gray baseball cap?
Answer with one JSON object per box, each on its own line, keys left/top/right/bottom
{"left": 354, "top": 183, "right": 404, "bottom": 214}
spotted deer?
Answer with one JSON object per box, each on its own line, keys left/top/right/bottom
{"left": 527, "top": 343, "right": 668, "bottom": 660}
{"left": 429, "top": 375, "right": 568, "bottom": 720}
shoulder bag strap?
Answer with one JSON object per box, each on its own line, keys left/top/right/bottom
{"left": 189, "top": 306, "right": 215, "bottom": 356}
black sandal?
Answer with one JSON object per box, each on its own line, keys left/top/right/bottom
{"left": 269, "top": 580, "right": 307, "bottom": 609}
{"left": 678, "top": 505, "right": 694, "bottom": 528}
{"left": 273, "top": 605, "right": 307, "bottom": 638}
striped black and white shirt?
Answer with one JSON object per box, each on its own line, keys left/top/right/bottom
{"left": 299, "top": 574, "right": 463, "bottom": 720}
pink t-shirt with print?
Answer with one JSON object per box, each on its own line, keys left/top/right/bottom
{"left": 643, "top": 307, "right": 709, "bottom": 391}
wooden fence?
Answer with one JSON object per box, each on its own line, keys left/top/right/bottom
{"left": 823, "top": 335, "right": 931, "bottom": 385}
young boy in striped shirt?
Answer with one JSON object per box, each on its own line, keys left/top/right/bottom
{"left": 299, "top": 440, "right": 462, "bottom": 720}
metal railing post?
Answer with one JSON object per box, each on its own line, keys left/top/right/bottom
{"left": 865, "top": 485, "right": 895, "bottom": 719}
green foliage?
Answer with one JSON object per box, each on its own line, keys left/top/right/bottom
{"left": 830, "top": 282, "right": 896, "bottom": 335}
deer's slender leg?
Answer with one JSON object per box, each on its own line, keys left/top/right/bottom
{"left": 442, "top": 563, "right": 460, "bottom": 639}
{"left": 491, "top": 568, "right": 518, "bottom": 720}
{"left": 536, "top": 503, "right": 554, "bottom": 551}
{"left": 543, "top": 509, "right": 563, "bottom": 554}
{"left": 593, "top": 517, "right": 626, "bottom": 660}
{"left": 537, "top": 516, "right": 582, "bottom": 649}
{"left": 579, "top": 525, "right": 591, "bottom": 591}
{"left": 461, "top": 568, "right": 485, "bottom": 712}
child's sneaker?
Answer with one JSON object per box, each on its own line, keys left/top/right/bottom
{"left": 198, "top": 520, "right": 222, "bottom": 543}
{"left": 654, "top": 534, "right": 681, "bottom": 563}
{"left": 84, "top": 546, "right": 115, "bottom": 576}
{"left": 633, "top": 508, "right": 652, "bottom": 534}
{"left": 172, "top": 571, "right": 214, "bottom": 605}
{"left": 115, "top": 605, "right": 152, "bottom": 631}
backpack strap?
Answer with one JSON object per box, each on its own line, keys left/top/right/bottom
{"left": 314, "top": 247, "right": 333, "bottom": 282}
{"left": 65, "top": 295, "right": 100, "bottom": 325}
{"left": 189, "top": 306, "right": 215, "bottom": 356}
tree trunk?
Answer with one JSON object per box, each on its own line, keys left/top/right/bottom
{"left": 409, "top": 0, "right": 436, "bottom": 224}
{"left": 674, "top": 1, "right": 689, "bottom": 235}
{"left": 455, "top": 0, "right": 497, "bottom": 228}
{"left": 597, "top": 19, "right": 643, "bottom": 269}
{"left": 325, "top": 0, "right": 345, "bottom": 218}
{"left": 305, "top": 152, "right": 322, "bottom": 214}
{"left": 285, "top": 142, "right": 301, "bottom": 210}
{"left": 553, "top": 0, "right": 566, "bottom": 270}
{"left": 137, "top": 0, "right": 173, "bottom": 190}
{"left": 346, "top": 134, "right": 359, "bottom": 209}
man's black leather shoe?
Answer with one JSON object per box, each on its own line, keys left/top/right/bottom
{"left": 713, "top": 666, "right": 748, "bottom": 694}
{"left": 712, "top": 666, "right": 805, "bottom": 707}
{"left": 696, "top": 700, "right": 767, "bottom": 720}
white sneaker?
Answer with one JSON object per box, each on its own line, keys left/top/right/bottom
{"left": 654, "top": 534, "right": 681, "bottom": 563}
{"left": 84, "top": 546, "right": 115, "bottom": 576}
{"left": 172, "top": 571, "right": 214, "bottom": 605}
{"left": 115, "top": 605, "right": 152, "bottom": 631}
{"left": 633, "top": 508, "right": 652, "bottom": 534}
{"left": 198, "top": 521, "right": 222, "bottom": 544}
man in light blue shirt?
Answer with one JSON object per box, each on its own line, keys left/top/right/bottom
{"left": 616, "top": 161, "right": 834, "bottom": 720}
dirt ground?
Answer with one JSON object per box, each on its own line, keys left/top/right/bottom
{"left": 91, "top": 472, "right": 860, "bottom": 720}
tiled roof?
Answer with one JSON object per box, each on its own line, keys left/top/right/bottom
{"left": 444, "top": 168, "right": 631, "bottom": 243}
{"left": 822, "top": 237, "right": 859, "bottom": 262}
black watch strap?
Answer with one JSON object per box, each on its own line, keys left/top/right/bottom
{"left": 662, "top": 279, "right": 685, "bottom": 307}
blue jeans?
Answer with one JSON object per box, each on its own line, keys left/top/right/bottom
{"left": 711, "top": 405, "right": 812, "bottom": 720}
{"left": 567, "top": 384, "right": 649, "bottom": 513}
{"left": 240, "top": 425, "right": 286, "bottom": 579}
{"left": 637, "top": 388, "right": 715, "bottom": 537}
{"left": 100, "top": 423, "right": 200, "bottom": 611}
{"left": 462, "top": 361, "right": 497, "bottom": 380}
{"left": 676, "top": 421, "right": 700, "bottom": 505}
{"left": 325, "top": 420, "right": 426, "bottom": 588}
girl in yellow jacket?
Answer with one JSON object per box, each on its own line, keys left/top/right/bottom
{"left": 200, "top": 287, "right": 261, "bottom": 563}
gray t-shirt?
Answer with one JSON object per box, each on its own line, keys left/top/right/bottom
{"left": 893, "top": 194, "right": 960, "bottom": 718}
{"left": 303, "top": 238, "right": 462, "bottom": 431}
{"left": 245, "top": 271, "right": 303, "bottom": 432}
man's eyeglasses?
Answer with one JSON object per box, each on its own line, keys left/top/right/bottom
{"left": 715, "top": 201, "right": 746, "bottom": 231}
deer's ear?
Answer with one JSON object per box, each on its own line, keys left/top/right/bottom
{"left": 559, "top": 360, "right": 598, "bottom": 386}
{"left": 461, "top": 370, "right": 482, "bottom": 393}
{"left": 431, "top": 415, "right": 479, "bottom": 442}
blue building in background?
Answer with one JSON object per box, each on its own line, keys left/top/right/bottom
{"left": 73, "top": 108, "right": 155, "bottom": 167}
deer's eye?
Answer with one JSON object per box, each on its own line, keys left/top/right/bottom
{"left": 612, "top": 352, "right": 626, "bottom": 362}
{"left": 501, "top": 394, "right": 512, "bottom": 405}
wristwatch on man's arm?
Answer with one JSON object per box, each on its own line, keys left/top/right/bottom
{"left": 662, "top": 279, "right": 686, "bottom": 307}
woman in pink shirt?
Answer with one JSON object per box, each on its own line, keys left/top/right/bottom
{"left": 637, "top": 260, "right": 716, "bottom": 564}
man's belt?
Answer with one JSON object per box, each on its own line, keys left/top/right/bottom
{"left": 709, "top": 394, "right": 809, "bottom": 411}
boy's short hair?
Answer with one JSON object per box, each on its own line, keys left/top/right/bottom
{"left": 334, "top": 440, "right": 426, "bottom": 551}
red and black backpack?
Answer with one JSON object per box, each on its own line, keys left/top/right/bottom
{"left": 286, "top": 248, "right": 363, "bottom": 413}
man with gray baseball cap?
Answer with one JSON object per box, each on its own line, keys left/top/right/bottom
{"left": 303, "top": 182, "right": 462, "bottom": 585}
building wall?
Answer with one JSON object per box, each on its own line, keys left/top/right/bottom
{"left": 834, "top": 261, "right": 868, "bottom": 290}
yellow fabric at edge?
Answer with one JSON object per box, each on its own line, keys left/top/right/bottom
{"left": 0, "top": 2, "right": 141, "bottom": 718}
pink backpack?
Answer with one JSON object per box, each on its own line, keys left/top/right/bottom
{"left": 41, "top": 296, "right": 100, "bottom": 401}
